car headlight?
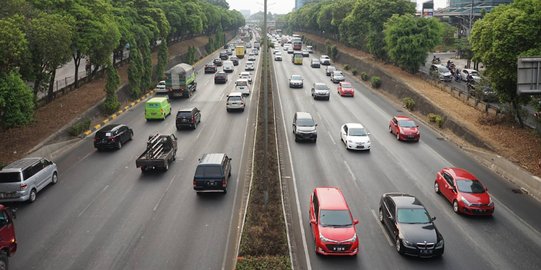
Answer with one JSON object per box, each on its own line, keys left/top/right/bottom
{"left": 366, "top": 140, "right": 370, "bottom": 144}
{"left": 461, "top": 196, "right": 472, "bottom": 206}
{"left": 487, "top": 197, "right": 494, "bottom": 207}
{"left": 319, "top": 233, "right": 334, "bottom": 243}
{"left": 402, "top": 239, "right": 415, "bottom": 248}
{"left": 435, "top": 239, "right": 444, "bottom": 249}
{"left": 347, "top": 140, "right": 353, "bottom": 144}
{"left": 344, "top": 233, "right": 357, "bottom": 243}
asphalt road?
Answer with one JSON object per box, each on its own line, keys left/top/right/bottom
{"left": 273, "top": 49, "right": 541, "bottom": 270}
{"left": 7, "top": 43, "right": 259, "bottom": 270}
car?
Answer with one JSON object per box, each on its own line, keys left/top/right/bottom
{"left": 429, "top": 64, "right": 452, "bottom": 82}
{"left": 230, "top": 56, "right": 239, "bottom": 66}
{"left": 340, "top": 123, "right": 370, "bottom": 151}
{"left": 154, "top": 80, "right": 167, "bottom": 94}
{"left": 307, "top": 45, "right": 313, "bottom": 53}
{"left": 311, "top": 82, "right": 330, "bottom": 100}
{"left": 379, "top": 193, "right": 444, "bottom": 258}
{"left": 272, "top": 49, "right": 279, "bottom": 55}
{"left": 337, "top": 82, "right": 354, "bottom": 97}
{"left": 289, "top": 74, "right": 303, "bottom": 88}
{"left": 245, "top": 61, "right": 255, "bottom": 71}
{"left": 235, "top": 79, "right": 251, "bottom": 96}
{"left": 214, "top": 71, "right": 228, "bottom": 84}
{"left": 223, "top": 60, "right": 234, "bottom": 73}
{"left": 145, "top": 97, "right": 171, "bottom": 120}
{"left": 293, "top": 112, "right": 317, "bottom": 142}
{"left": 434, "top": 168, "right": 494, "bottom": 215}
{"left": 325, "top": 66, "right": 336, "bottom": 76}
{"left": 213, "top": 58, "right": 223, "bottom": 66}
{"left": 193, "top": 153, "right": 232, "bottom": 193}
{"left": 176, "top": 107, "right": 201, "bottom": 130}
{"left": 0, "top": 157, "right": 58, "bottom": 203}
{"left": 252, "top": 48, "right": 259, "bottom": 55}
{"left": 330, "top": 70, "right": 345, "bottom": 83}
{"left": 461, "top": 69, "right": 481, "bottom": 83}
{"left": 309, "top": 187, "right": 359, "bottom": 256}
{"left": 219, "top": 51, "right": 228, "bottom": 60}
{"left": 247, "top": 53, "right": 256, "bottom": 61}
{"left": 310, "top": 58, "right": 320, "bottom": 68}
{"left": 320, "top": 55, "right": 331, "bottom": 65}
{"left": 226, "top": 92, "right": 245, "bottom": 112}
{"left": 274, "top": 52, "right": 283, "bottom": 61}
{"left": 389, "top": 116, "right": 420, "bottom": 142}
{"left": 226, "top": 48, "right": 233, "bottom": 55}
{"left": 287, "top": 47, "right": 294, "bottom": 54}
{"left": 94, "top": 124, "right": 134, "bottom": 150}
{"left": 302, "top": 50, "right": 309, "bottom": 57}
{"left": 239, "top": 72, "right": 252, "bottom": 83}
{"left": 246, "top": 42, "right": 252, "bottom": 48}
{"left": 204, "top": 62, "right": 217, "bottom": 74}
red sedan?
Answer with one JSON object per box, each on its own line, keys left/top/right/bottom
{"left": 434, "top": 168, "right": 494, "bottom": 215}
{"left": 337, "top": 82, "right": 355, "bottom": 97}
{"left": 389, "top": 116, "right": 420, "bottom": 142}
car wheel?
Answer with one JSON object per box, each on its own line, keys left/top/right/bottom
{"left": 378, "top": 208, "right": 384, "bottom": 223}
{"left": 389, "top": 126, "right": 393, "bottom": 133}
{"left": 51, "top": 172, "right": 58, "bottom": 185}
{"left": 396, "top": 132, "right": 400, "bottom": 141}
{"left": 223, "top": 188, "right": 227, "bottom": 194}
{"left": 29, "top": 188, "right": 37, "bottom": 203}
{"left": 396, "top": 238, "right": 404, "bottom": 254}
{"left": 117, "top": 141, "right": 122, "bottom": 150}
{"left": 129, "top": 131, "right": 134, "bottom": 140}
{"left": 0, "top": 252, "right": 8, "bottom": 270}
{"left": 434, "top": 182, "right": 440, "bottom": 193}
{"left": 164, "top": 162, "right": 169, "bottom": 171}
{"left": 453, "top": 200, "right": 460, "bottom": 214}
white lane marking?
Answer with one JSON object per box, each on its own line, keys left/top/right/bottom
{"left": 153, "top": 176, "right": 176, "bottom": 212}
{"left": 371, "top": 209, "right": 394, "bottom": 246}
{"left": 275, "top": 61, "right": 312, "bottom": 270}
{"left": 327, "top": 131, "right": 336, "bottom": 145}
{"left": 78, "top": 185, "right": 110, "bottom": 217}
{"left": 344, "top": 161, "right": 357, "bottom": 181}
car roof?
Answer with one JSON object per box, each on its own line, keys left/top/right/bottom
{"left": 99, "top": 124, "right": 123, "bottom": 132}
{"left": 314, "top": 82, "right": 327, "bottom": 87}
{"left": 228, "top": 92, "right": 243, "bottom": 97}
{"left": 315, "top": 187, "right": 349, "bottom": 210}
{"left": 384, "top": 193, "right": 425, "bottom": 209}
{"left": 345, "top": 123, "right": 364, "bottom": 129}
{"left": 240, "top": 72, "right": 250, "bottom": 75}
{"left": 236, "top": 79, "right": 249, "bottom": 82}
{"left": 199, "top": 153, "right": 226, "bottom": 165}
{"left": 296, "top": 112, "right": 313, "bottom": 119}
{"left": 3, "top": 157, "right": 42, "bottom": 170}
{"left": 444, "top": 167, "right": 477, "bottom": 180}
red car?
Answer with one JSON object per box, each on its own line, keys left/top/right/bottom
{"left": 309, "top": 187, "right": 359, "bottom": 256}
{"left": 337, "top": 82, "right": 355, "bottom": 97}
{"left": 434, "top": 168, "right": 494, "bottom": 215}
{"left": 389, "top": 116, "right": 420, "bottom": 142}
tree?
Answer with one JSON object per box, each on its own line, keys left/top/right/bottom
{"left": 0, "top": 16, "right": 28, "bottom": 74}
{"left": 0, "top": 72, "right": 34, "bottom": 128}
{"left": 470, "top": 0, "right": 541, "bottom": 127}
{"left": 128, "top": 43, "right": 143, "bottom": 98}
{"left": 205, "top": 0, "right": 229, "bottom": 9}
{"left": 102, "top": 59, "right": 121, "bottom": 115}
{"left": 154, "top": 40, "right": 168, "bottom": 81}
{"left": 384, "top": 14, "right": 443, "bottom": 73}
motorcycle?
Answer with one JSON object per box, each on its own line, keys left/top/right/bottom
{"left": 432, "top": 57, "right": 441, "bottom": 64}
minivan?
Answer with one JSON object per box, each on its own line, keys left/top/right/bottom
{"left": 0, "top": 157, "right": 58, "bottom": 203}
{"left": 193, "top": 153, "right": 232, "bottom": 193}
{"left": 223, "top": 60, "right": 234, "bottom": 73}
{"left": 145, "top": 97, "right": 171, "bottom": 120}
{"left": 176, "top": 107, "right": 201, "bottom": 130}
{"left": 293, "top": 112, "right": 317, "bottom": 142}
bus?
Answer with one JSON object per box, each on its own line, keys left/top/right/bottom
{"left": 292, "top": 52, "right": 303, "bottom": 65}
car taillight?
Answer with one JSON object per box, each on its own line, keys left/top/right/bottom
{"left": 192, "top": 115, "right": 195, "bottom": 123}
{"left": 222, "top": 178, "right": 227, "bottom": 187}
{"left": 109, "top": 136, "right": 116, "bottom": 142}
{"left": 20, "top": 183, "right": 28, "bottom": 190}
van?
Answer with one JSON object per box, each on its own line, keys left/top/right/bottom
{"left": 292, "top": 52, "right": 303, "bottom": 65}
{"left": 0, "top": 157, "right": 58, "bottom": 203}
{"left": 145, "top": 97, "right": 171, "bottom": 120}
{"left": 193, "top": 153, "right": 232, "bottom": 193}
{"left": 223, "top": 60, "right": 234, "bottom": 73}
{"left": 293, "top": 112, "right": 317, "bottom": 142}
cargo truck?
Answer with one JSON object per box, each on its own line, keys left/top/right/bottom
{"left": 165, "top": 63, "right": 197, "bottom": 98}
{"left": 136, "top": 134, "right": 177, "bottom": 172}
{"left": 235, "top": 45, "right": 245, "bottom": 59}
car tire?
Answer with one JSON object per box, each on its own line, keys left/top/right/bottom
{"left": 396, "top": 238, "right": 404, "bottom": 254}
{"left": 453, "top": 200, "right": 460, "bottom": 214}
{"left": 378, "top": 208, "right": 384, "bottom": 223}
{"left": 29, "top": 188, "right": 37, "bottom": 203}
{"left": 117, "top": 141, "right": 122, "bottom": 150}
{"left": 223, "top": 188, "right": 227, "bottom": 194}
{"left": 434, "top": 182, "right": 440, "bottom": 193}
{"left": 164, "top": 162, "right": 169, "bottom": 171}
{"left": 0, "top": 252, "right": 8, "bottom": 270}
{"left": 51, "top": 172, "right": 58, "bottom": 185}
{"left": 129, "top": 131, "right": 134, "bottom": 140}
{"left": 396, "top": 132, "right": 400, "bottom": 141}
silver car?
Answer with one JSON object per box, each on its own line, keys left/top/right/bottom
{"left": 226, "top": 92, "right": 245, "bottom": 112}
{"left": 0, "top": 157, "right": 58, "bottom": 203}
{"left": 331, "top": 71, "right": 345, "bottom": 83}
{"left": 311, "top": 82, "right": 331, "bottom": 100}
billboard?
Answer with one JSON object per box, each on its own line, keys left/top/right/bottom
{"left": 517, "top": 57, "right": 541, "bottom": 95}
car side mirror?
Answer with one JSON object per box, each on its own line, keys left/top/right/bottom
{"left": 310, "top": 219, "right": 316, "bottom": 225}
{"left": 315, "top": 124, "right": 318, "bottom": 127}
{"left": 353, "top": 219, "right": 359, "bottom": 225}
{"left": 431, "top": 216, "right": 437, "bottom": 221}
{"left": 311, "top": 88, "right": 314, "bottom": 91}
{"left": 367, "top": 132, "right": 371, "bottom": 135}
{"left": 229, "top": 157, "right": 232, "bottom": 161}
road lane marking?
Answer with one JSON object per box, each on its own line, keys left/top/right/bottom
{"left": 370, "top": 209, "right": 393, "bottom": 246}
{"left": 153, "top": 176, "right": 176, "bottom": 212}
{"left": 344, "top": 161, "right": 357, "bottom": 181}
{"left": 327, "top": 131, "right": 336, "bottom": 145}
{"left": 78, "top": 185, "right": 110, "bottom": 217}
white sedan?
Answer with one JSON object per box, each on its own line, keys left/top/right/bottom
{"left": 340, "top": 123, "right": 371, "bottom": 151}
{"left": 239, "top": 72, "right": 252, "bottom": 83}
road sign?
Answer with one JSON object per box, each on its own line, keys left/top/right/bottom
{"left": 517, "top": 57, "right": 541, "bottom": 94}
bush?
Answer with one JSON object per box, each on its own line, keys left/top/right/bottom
{"left": 352, "top": 69, "right": 358, "bottom": 76}
{"left": 344, "top": 64, "right": 350, "bottom": 71}
{"left": 331, "top": 45, "right": 338, "bottom": 60}
{"left": 101, "top": 98, "right": 120, "bottom": 115}
{"left": 68, "top": 117, "right": 91, "bottom": 136}
{"left": 428, "top": 113, "right": 444, "bottom": 128}
{"left": 370, "top": 76, "right": 381, "bottom": 88}
{"left": 361, "top": 72, "right": 369, "bottom": 81}
{"left": 403, "top": 97, "right": 415, "bottom": 111}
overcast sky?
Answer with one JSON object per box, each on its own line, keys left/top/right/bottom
{"left": 227, "top": 0, "right": 449, "bottom": 15}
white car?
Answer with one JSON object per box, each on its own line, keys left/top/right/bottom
{"left": 287, "top": 47, "right": 294, "bottom": 54}
{"left": 311, "top": 82, "right": 330, "bottom": 100}
{"left": 239, "top": 72, "right": 252, "bottom": 83}
{"left": 245, "top": 61, "right": 255, "bottom": 71}
{"left": 461, "top": 69, "right": 481, "bottom": 83}
{"left": 274, "top": 52, "right": 283, "bottom": 61}
{"left": 330, "top": 70, "right": 345, "bottom": 83}
{"left": 235, "top": 79, "right": 251, "bottom": 96}
{"left": 340, "top": 123, "right": 371, "bottom": 151}
{"left": 307, "top": 45, "right": 313, "bottom": 53}
{"left": 226, "top": 92, "right": 245, "bottom": 112}
{"left": 248, "top": 53, "right": 256, "bottom": 61}
{"left": 155, "top": 80, "right": 167, "bottom": 94}
{"left": 289, "top": 74, "right": 303, "bottom": 88}
{"left": 320, "top": 55, "right": 331, "bottom": 65}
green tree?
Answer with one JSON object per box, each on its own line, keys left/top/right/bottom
{"left": 128, "top": 44, "right": 143, "bottom": 98}
{"left": 102, "top": 59, "right": 121, "bottom": 115}
{"left": 384, "top": 14, "right": 443, "bottom": 73}
{"left": 0, "top": 16, "right": 28, "bottom": 74}
{"left": 0, "top": 72, "right": 34, "bottom": 128}
{"left": 470, "top": 0, "right": 541, "bottom": 127}
{"left": 154, "top": 40, "right": 168, "bottom": 81}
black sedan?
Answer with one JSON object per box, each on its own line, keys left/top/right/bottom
{"left": 214, "top": 71, "right": 228, "bottom": 84}
{"left": 204, "top": 63, "right": 217, "bottom": 74}
{"left": 379, "top": 193, "right": 444, "bottom": 258}
{"left": 94, "top": 124, "right": 133, "bottom": 151}
{"left": 213, "top": 58, "right": 223, "bottom": 66}
{"left": 230, "top": 56, "right": 239, "bottom": 66}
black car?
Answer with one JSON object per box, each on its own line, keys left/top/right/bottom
{"left": 219, "top": 51, "right": 228, "bottom": 60}
{"left": 176, "top": 107, "right": 201, "bottom": 130}
{"left": 214, "top": 71, "right": 228, "bottom": 84}
{"left": 193, "top": 153, "right": 232, "bottom": 193}
{"left": 94, "top": 124, "right": 133, "bottom": 151}
{"left": 213, "top": 58, "right": 223, "bottom": 66}
{"left": 204, "top": 62, "right": 217, "bottom": 74}
{"left": 379, "top": 193, "right": 444, "bottom": 258}
{"left": 230, "top": 56, "right": 239, "bottom": 66}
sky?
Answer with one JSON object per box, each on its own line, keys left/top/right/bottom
{"left": 227, "top": 0, "right": 449, "bottom": 15}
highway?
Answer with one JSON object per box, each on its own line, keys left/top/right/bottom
{"left": 273, "top": 48, "right": 541, "bottom": 269}
{"left": 7, "top": 45, "right": 259, "bottom": 270}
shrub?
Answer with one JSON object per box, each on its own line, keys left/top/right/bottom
{"left": 344, "top": 64, "right": 350, "bottom": 71}
{"left": 68, "top": 117, "right": 91, "bottom": 136}
{"left": 352, "top": 69, "right": 358, "bottom": 76}
{"left": 361, "top": 72, "right": 369, "bottom": 81}
{"left": 428, "top": 113, "right": 444, "bottom": 128}
{"left": 371, "top": 76, "right": 381, "bottom": 88}
{"left": 331, "top": 45, "right": 338, "bottom": 60}
{"left": 403, "top": 97, "right": 415, "bottom": 111}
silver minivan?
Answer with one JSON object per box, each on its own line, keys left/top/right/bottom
{"left": 0, "top": 157, "right": 58, "bottom": 203}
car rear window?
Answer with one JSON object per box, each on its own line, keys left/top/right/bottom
{"left": 147, "top": 103, "right": 159, "bottom": 108}
{"left": 177, "top": 112, "right": 192, "bottom": 117}
{"left": 195, "top": 166, "right": 223, "bottom": 178}
{"left": 228, "top": 96, "right": 242, "bottom": 101}
{"left": 95, "top": 131, "right": 113, "bottom": 138}
{"left": 0, "top": 172, "right": 21, "bottom": 183}
{"left": 319, "top": 210, "right": 352, "bottom": 227}
{"left": 236, "top": 80, "right": 248, "bottom": 86}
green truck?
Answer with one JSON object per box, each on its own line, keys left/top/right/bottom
{"left": 165, "top": 63, "right": 197, "bottom": 98}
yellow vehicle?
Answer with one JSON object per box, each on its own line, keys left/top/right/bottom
{"left": 292, "top": 52, "right": 303, "bottom": 65}
{"left": 235, "top": 45, "right": 245, "bottom": 59}
{"left": 145, "top": 97, "right": 171, "bottom": 120}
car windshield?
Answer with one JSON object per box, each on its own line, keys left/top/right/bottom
{"left": 291, "top": 75, "right": 302, "bottom": 80}
{"left": 397, "top": 208, "right": 431, "bottom": 224}
{"left": 456, "top": 179, "right": 486, "bottom": 193}
{"left": 341, "top": 83, "right": 352, "bottom": 88}
{"left": 319, "top": 210, "right": 352, "bottom": 227}
{"left": 349, "top": 128, "right": 367, "bottom": 136}
{"left": 315, "top": 84, "right": 329, "bottom": 90}
{"left": 398, "top": 120, "right": 416, "bottom": 127}
{"left": 438, "top": 66, "right": 449, "bottom": 73}
{"left": 297, "top": 118, "right": 315, "bottom": 127}
{"left": 470, "top": 71, "right": 480, "bottom": 76}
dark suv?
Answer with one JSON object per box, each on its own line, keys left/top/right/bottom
{"left": 94, "top": 124, "right": 134, "bottom": 150}
{"left": 176, "top": 107, "right": 201, "bottom": 130}
{"left": 204, "top": 62, "right": 217, "bottom": 74}
{"left": 214, "top": 71, "right": 228, "bottom": 84}
{"left": 219, "top": 51, "right": 228, "bottom": 60}
{"left": 379, "top": 193, "right": 444, "bottom": 258}
{"left": 193, "top": 153, "right": 232, "bottom": 193}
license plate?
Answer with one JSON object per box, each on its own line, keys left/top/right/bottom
{"left": 333, "top": 247, "right": 346, "bottom": 251}
{"left": 182, "top": 119, "right": 188, "bottom": 122}
{"left": 420, "top": 250, "right": 433, "bottom": 255}
{"left": 357, "top": 146, "right": 364, "bottom": 149}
